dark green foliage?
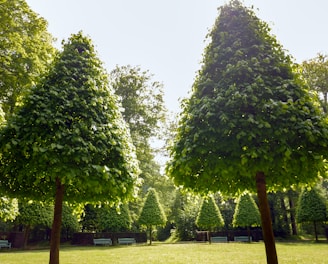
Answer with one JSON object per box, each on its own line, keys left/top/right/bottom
{"left": 0, "top": 32, "right": 139, "bottom": 203}
{"left": 233, "top": 192, "right": 260, "bottom": 228}
{"left": 0, "top": 0, "right": 55, "bottom": 116}
{"left": 80, "top": 204, "right": 101, "bottom": 232}
{"left": 296, "top": 188, "right": 327, "bottom": 241}
{"left": 297, "top": 188, "right": 327, "bottom": 223}
{"left": 196, "top": 196, "right": 224, "bottom": 231}
{"left": 98, "top": 204, "right": 132, "bottom": 232}
{"left": 61, "top": 203, "right": 80, "bottom": 239}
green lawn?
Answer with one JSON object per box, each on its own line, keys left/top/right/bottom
{"left": 0, "top": 242, "right": 327, "bottom": 264}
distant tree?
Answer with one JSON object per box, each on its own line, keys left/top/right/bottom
{"left": 61, "top": 204, "right": 80, "bottom": 240}
{"left": 0, "top": 0, "right": 55, "bottom": 116}
{"left": 15, "top": 200, "right": 53, "bottom": 248}
{"left": 296, "top": 188, "right": 327, "bottom": 241}
{"left": 196, "top": 196, "right": 224, "bottom": 243}
{"left": 170, "top": 190, "right": 200, "bottom": 241}
{"left": 233, "top": 192, "right": 260, "bottom": 242}
{"left": 98, "top": 203, "right": 132, "bottom": 232}
{"left": 138, "top": 188, "right": 167, "bottom": 245}
{"left": 0, "top": 33, "right": 139, "bottom": 264}
{"left": 167, "top": 2, "right": 328, "bottom": 263}
{"left": 302, "top": 54, "right": 328, "bottom": 112}
{"left": 80, "top": 204, "right": 101, "bottom": 233}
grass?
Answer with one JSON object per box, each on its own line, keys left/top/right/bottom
{"left": 0, "top": 242, "right": 327, "bottom": 264}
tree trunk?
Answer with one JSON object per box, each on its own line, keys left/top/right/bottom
{"left": 256, "top": 172, "right": 278, "bottom": 264}
{"left": 288, "top": 191, "right": 297, "bottom": 235}
{"left": 49, "top": 177, "right": 65, "bottom": 264}
{"left": 314, "top": 221, "right": 318, "bottom": 242}
{"left": 149, "top": 225, "right": 152, "bottom": 245}
{"left": 23, "top": 225, "right": 30, "bottom": 249}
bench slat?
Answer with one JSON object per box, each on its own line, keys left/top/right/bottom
{"left": 118, "top": 238, "right": 136, "bottom": 245}
{"left": 210, "top": 236, "right": 228, "bottom": 243}
{"left": 93, "top": 238, "right": 112, "bottom": 246}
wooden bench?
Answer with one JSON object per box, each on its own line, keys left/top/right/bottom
{"left": 93, "top": 238, "right": 112, "bottom": 246}
{"left": 211, "top": 236, "right": 228, "bottom": 243}
{"left": 234, "top": 236, "right": 251, "bottom": 242}
{"left": 0, "top": 240, "right": 11, "bottom": 249}
{"left": 118, "top": 238, "right": 136, "bottom": 245}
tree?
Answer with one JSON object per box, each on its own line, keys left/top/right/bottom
{"left": 15, "top": 200, "right": 53, "bottom": 248}
{"left": 98, "top": 203, "right": 132, "bottom": 232}
{"left": 0, "top": 32, "right": 139, "bottom": 264}
{"left": 196, "top": 196, "right": 224, "bottom": 243}
{"left": 296, "top": 188, "right": 327, "bottom": 241}
{"left": 61, "top": 204, "right": 80, "bottom": 240}
{"left": 0, "top": 197, "right": 19, "bottom": 222}
{"left": 302, "top": 54, "right": 328, "bottom": 112}
{"left": 166, "top": 1, "right": 328, "bottom": 263}
{"left": 0, "top": 0, "right": 55, "bottom": 117}
{"left": 138, "top": 188, "right": 167, "bottom": 245}
{"left": 232, "top": 192, "right": 260, "bottom": 242}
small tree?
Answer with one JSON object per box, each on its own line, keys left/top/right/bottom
{"left": 196, "top": 196, "right": 224, "bottom": 243}
{"left": 61, "top": 204, "right": 80, "bottom": 240}
{"left": 138, "top": 188, "right": 167, "bottom": 245}
{"left": 296, "top": 188, "right": 327, "bottom": 241}
{"left": 98, "top": 203, "right": 132, "bottom": 232}
{"left": 232, "top": 192, "right": 261, "bottom": 242}
{"left": 15, "top": 200, "right": 53, "bottom": 248}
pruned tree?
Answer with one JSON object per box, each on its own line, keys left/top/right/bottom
{"left": 98, "top": 203, "right": 132, "bottom": 232}
{"left": 196, "top": 196, "right": 224, "bottom": 243}
{"left": 0, "top": 32, "right": 139, "bottom": 264}
{"left": 232, "top": 192, "right": 260, "bottom": 242}
{"left": 166, "top": 1, "right": 328, "bottom": 263}
{"left": 15, "top": 200, "right": 53, "bottom": 248}
{"left": 61, "top": 203, "right": 80, "bottom": 240}
{"left": 296, "top": 188, "right": 327, "bottom": 241}
{"left": 138, "top": 188, "right": 167, "bottom": 245}
{"left": 0, "top": 0, "right": 55, "bottom": 117}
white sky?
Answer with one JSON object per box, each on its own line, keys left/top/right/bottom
{"left": 26, "top": 0, "right": 328, "bottom": 114}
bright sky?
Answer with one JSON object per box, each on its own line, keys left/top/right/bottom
{"left": 26, "top": 0, "right": 328, "bottom": 114}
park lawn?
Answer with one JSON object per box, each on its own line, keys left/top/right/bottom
{"left": 0, "top": 242, "right": 327, "bottom": 264}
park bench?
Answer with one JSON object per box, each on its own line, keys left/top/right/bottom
{"left": 234, "top": 236, "right": 251, "bottom": 242}
{"left": 0, "top": 240, "right": 11, "bottom": 249}
{"left": 118, "top": 237, "right": 136, "bottom": 245}
{"left": 93, "top": 238, "right": 112, "bottom": 246}
{"left": 211, "top": 236, "right": 228, "bottom": 243}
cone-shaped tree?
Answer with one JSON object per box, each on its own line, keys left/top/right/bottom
{"left": 296, "top": 188, "right": 327, "bottom": 241}
{"left": 98, "top": 203, "right": 132, "bottom": 232}
{"left": 196, "top": 196, "right": 224, "bottom": 243}
{"left": 167, "top": 1, "right": 328, "bottom": 263}
{"left": 138, "top": 188, "right": 167, "bottom": 245}
{"left": 233, "top": 192, "right": 261, "bottom": 242}
{"left": 0, "top": 32, "right": 139, "bottom": 264}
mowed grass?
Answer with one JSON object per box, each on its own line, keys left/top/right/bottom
{"left": 0, "top": 242, "right": 327, "bottom": 264}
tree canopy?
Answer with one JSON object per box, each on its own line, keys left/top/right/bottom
{"left": 296, "top": 188, "right": 327, "bottom": 241}
{"left": 0, "top": 32, "right": 139, "bottom": 203}
{"left": 0, "top": 0, "right": 55, "bottom": 116}
{"left": 196, "top": 196, "right": 224, "bottom": 231}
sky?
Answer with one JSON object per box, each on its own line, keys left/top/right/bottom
{"left": 26, "top": 0, "right": 328, "bottom": 114}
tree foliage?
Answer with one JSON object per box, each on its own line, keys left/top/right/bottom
{"left": 302, "top": 54, "right": 328, "bottom": 112}
{"left": 0, "top": 0, "right": 55, "bottom": 116}
{"left": 138, "top": 188, "right": 166, "bottom": 245}
{"left": 98, "top": 203, "right": 132, "bottom": 232}
{"left": 167, "top": 1, "right": 328, "bottom": 194}
{"left": 232, "top": 192, "right": 260, "bottom": 228}
{"left": 296, "top": 188, "right": 327, "bottom": 241}
{"left": 0, "top": 32, "right": 139, "bottom": 203}
{"left": 196, "top": 196, "right": 224, "bottom": 231}
{"left": 0, "top": 197, "right": 18, "bottom": 222}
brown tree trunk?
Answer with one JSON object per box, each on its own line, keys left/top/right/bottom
{"left": 23, "top": 225, "right": 30, "bottom": 249}
{"left": 49, "top": 177, "right": 65, "bottom": 264}
{"left": 256, "top": 172, "right": 278, "bottom": 264}
{"left": 288, "top": 191, "right": 297, "bottom": 235}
